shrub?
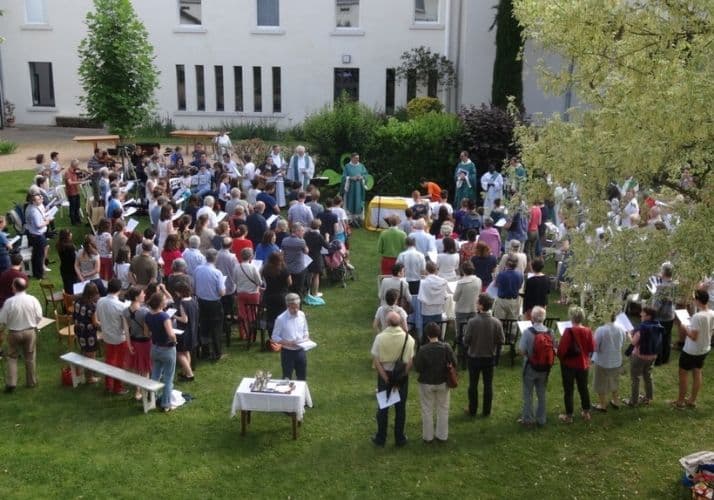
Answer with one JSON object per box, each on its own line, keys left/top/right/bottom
{"left": 134, "top": 114, "right": 175, "bottom": 137}
{"left": 221, "top": 121, "right": 282, "bottom": 141}
{"left": 369, "top": 113, "right": 463, "bottom": 195}
{"left": 0, "top": 139, "right": 18, "bottom": 155}
{"left": 458, "top": 104, "right": 519, "bottom": 169}
{"left": 55, "top": 116, "right": 104, "bottom": 128}
{"left": 303, "top": 94, "right": 383, "bottom": 171}
{"left": 406, "top": 97, "right": 443, "bottom": 120}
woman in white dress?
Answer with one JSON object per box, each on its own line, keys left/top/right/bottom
{"left": 437, "top": 237, "right": 460, "bottom": 282}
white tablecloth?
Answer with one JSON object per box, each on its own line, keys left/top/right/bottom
{"left": 230, "top": 378, "right": 313, "bottom": 421}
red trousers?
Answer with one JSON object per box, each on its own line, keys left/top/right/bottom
{"left": 380, "top": 257, "right": 397, "bottom": 276}
{"left": 104, "top": 342, "right": 128, "bottom": 393}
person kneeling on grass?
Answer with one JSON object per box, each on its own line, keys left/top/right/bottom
{"left": 670, "top": 289, "right": 713, "bottom": 409}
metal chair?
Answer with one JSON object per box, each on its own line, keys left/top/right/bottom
{"left": 544, "top": 317, "right": 560, "bottom": 331}
{"left": 499, "top": 318, "right": 519, "bottom": 367}
{"left": 39, "top": 281, "right": 64, "bottom": 316}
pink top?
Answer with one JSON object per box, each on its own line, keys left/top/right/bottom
{"left": 528, "top": 205, "right": 542, "bottom": 232}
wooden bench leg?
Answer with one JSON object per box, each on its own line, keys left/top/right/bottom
{"left": 141, "top": 389, "right": 156, "bottom": 413}
{"left": 291, "top": 413, "right": 297, "bottom": 440}
{"left": 240, "top": 410, "right": 247, "bottom": 436}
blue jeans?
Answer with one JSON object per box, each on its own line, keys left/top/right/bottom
{"left": 280, "top": 349, "right": 307, "bottom": 381}
{"left": 522, "top": 363, "right": 549, "bottom": 424}
{"left": 151, "top": 345, "right": 176, "bottom": 408}
{"left": 375, "top": 374, "right": 408, "bottom": 445}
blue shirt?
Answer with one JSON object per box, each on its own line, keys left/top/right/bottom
{"left": 411, "top": 230, "right": 436, "bottom": 257}
{"left": 256, "top": 192, "right": 278, "bottom": 215}
{"left": 0, "top": 231, "right": 10, "bottom": 271}
{"left": 182, "top": 248, "right": 206, "bottom": 277}
{"left": 495, "top": 269, "right": 523, "bottom": 299}
{"left": 194, "top": 263, "right": 225, "bottom": 301}
{"left": 255, "top": 242, "right": 279, "bottom": 262}
{"left": 195, "top": 170, "right": 211, "bottom": 191}
{"left": 106, "top": 198, "right": 122, "bottom": 218}
{"left": 146, "top": 311, "right": 172, "bottom": 346}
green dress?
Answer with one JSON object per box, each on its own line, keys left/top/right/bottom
{"left": 454, "top": 160, "right": 477, "bottom": 207}
{"left": 341, "top": 161, "right": 368, "bottom": 216}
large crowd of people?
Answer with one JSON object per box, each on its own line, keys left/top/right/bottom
{"left": 0, "top": 141, "right": 710, "bottom": 443}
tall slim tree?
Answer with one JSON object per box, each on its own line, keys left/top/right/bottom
{"left": 491, "top": 0, "right": 524, "bottom": 110}
{"left": 78, "top": 0, "right": 159, "bottom": 139}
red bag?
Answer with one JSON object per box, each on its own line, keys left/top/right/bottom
{"left": 61, "top": 366, "right": 74, "bottom": 386}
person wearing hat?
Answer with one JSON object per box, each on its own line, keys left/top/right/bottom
{"left": 377, "top": 215, "right": 407, "bottom": 275}
{"left": 271, "top": 293, "right": 310, "bottom": 380}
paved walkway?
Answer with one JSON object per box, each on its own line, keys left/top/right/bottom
{"left": 0, "top": 125, "right": 110, "bottom": 172}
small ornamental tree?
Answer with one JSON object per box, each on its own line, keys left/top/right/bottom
{"left": 491, "top": 0, "right": 524, "bottom": 110}
{"left": 395, "top": 47, "right": 456, "bottom": 92}
{"left": 78, "top": 0, "right": 159, "bottom": 140}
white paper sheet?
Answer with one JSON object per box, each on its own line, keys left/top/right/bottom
{"left": 165, "top": 308, "right": 177, "bottom": 318}
{"left": 427, "top": 250, "right": 437, "bottom": 263}
{"left": 265, "top": 214, "right": 278, "bottom": 227}
{"left": 494, "top": 218, "right": 507, "bottom": 228}
{"left": 123, "top": 207, "right": 137, "bottom": 217}
{"left": 122, "top": 198, "right": 136, "bottom": 206}
{"left": 46, "top": 206, "right": 58, "bottom": 219}
{"left": 173, "top": 329, "right": 184, "bottom": 336}
{"left": 251, "top": 259, "right": 263, "bottom": 272}
{"left": 216, "top": 211, "right": 227, "bottom": 223}
{"left": 485, "top": 282, "right": 498, "bottom": 299}
{"left": 220, "top": 274, "right": 227, "bottom": 289}
{"left": 8, "top": 235, "right": 20, "bottom": 246}
{"left": 73, "top": 280, "right": 89, "bottom": 295}
{"left": 517, "top": 320, "right": 533, "bottom": 333}
{"left": 301, "top": 253, "right": 312, "bottom": 270}
{"left": 447, "top": 281, "right": 457, "bottom": 294}
{"left": 556, "top": 321, "right": 573, "bottom": 333}
{"left": 675, "top": 309, "right": 691, "bottom": 327}
{"left": 376, "top": 390, "right": 401, "bottom": 409}
{"left": 172, "top": 209, "right": 184, "bottom": 221}
{"left": 298, "top": 340, "right": 317, "bottom": 351}
{"left": 126, "top": 218, "right": 140, "bottom": 233}
{"left": 614, "top": 312, "right": 634, "bottom": 332}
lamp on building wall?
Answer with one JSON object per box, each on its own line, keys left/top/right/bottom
{"left": 341, "top": 54, "right": 352, "bottom": 64}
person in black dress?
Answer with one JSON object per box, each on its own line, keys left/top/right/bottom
{"left": 56, "top": 229, "right": 77, "bottom": 294}
{"left": 261, "top": 251, "right": 291, "bottom": 332}
{"left": 303, "top": 220, "right": 329, "bottom": 298}
{"left": 523, "top": 258, "right": 550, "bottom": 319}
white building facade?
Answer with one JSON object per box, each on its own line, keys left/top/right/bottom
{"left": 0, "top": 0, "right": 567, "bottom": 128}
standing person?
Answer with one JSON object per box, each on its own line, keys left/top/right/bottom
{"left": 25, "top": 191, "right": 53, "bottom": 279}
{"left": 370, "top": 311, "right": 416, "bottom": 447}
{"left": 591, "top": 314, "right": 627, "bottom": 412}
{"left": 493, "top": 255, "right": 524, "bottom": 324}
{"left": 397, "top": 237, "right": 426, "bottom": 295}
{"left": 525, "top": 199, "right": 542, "bottom": 264}
{"left": 436, "top": 237, "right": 460, "bottom": 282}
{"left": 652, "top": 262, "right": 677, "bottom": 365}
{"left": 215, "top": 237, "right": 239, "bottom": 343}
{"left": 480, "top": 164, "right": 504, "bottom": 215}
{"left": 246, "top": 201, "right": 268, "bottom": 247}
{"left": 173, "top": 282, "right": 197, "bottom": 382}
{"left": 287, "top": 145, "right": 315, "bottom": 189}
{"left": 96, "top": 218, "right": 113, "bottom": 281}
{"left": 556, "top": 306, "right": 596, "bottom": 422}
{"left": 194, "top": 249, "right": 226, "bottom": 362}
{"left": 181, "top": 235, "right": 206, "bottom": 278}
{"left": 671, "top": 289, "right": 713, "bottom": 409}
{"left": 56, "top": 229, "right": 78, "bottom": 294}
{"left": 73, "top": 283, "right": 101, "bottom": 383}
{"left": 0, "top": 278, "right": 42, "bottom": 392}
{"left": 282, "top": 222, "right": 309, "bottom": 297}
{"left": 378, "top": 262, "right": 411, "bottom": 307}
{"left": 122, "top": 286, "right": 150, "bottom": 400}
{"left": 262, "top": 252, "right": 291, "bottom": 333}
{"left": 419, "top": 178, "right": 442, "bottom": 203}
{"left": 418, "top": 262, "right": 449, "bottom": 340}
{"left": 269, "top": 145, "right": 287, "bottom": 207}
{"left": 463, "top": 293, "right": 505, "bottom": 417}
{"left": 0, "top": 254, "right": 28, "bottom": 309}
{"left": 129, "top": 240, "right": 158, "bottom": 288}
{"left": 477, "top": 217, "right": 501, "bottom": 260}
{"left": 303, "top": 220, "right": 328, "bottom": 299}
{"left": 453, "top": 261, "right": 481, "bottom": 348}
{"left": 287, "top": 191, "right": 314, "bottom": 228}
{"left": 623, "top": 306, "right": 663, "bottom": 407}
{"left": 145, "top": 292, "right": 177, "bottom": 412}
{"left": 523, "top": 258, "right": 550, "bottom": 319}
{"left": 454, "top": 150, "right": 477, "bottom": 208}
{"left": 49, "top": 151, "right": 64, "bottom": 188}
{"left": 96, "top": 279, "right": 130, "bottom": 395}
{"left": 235, "top": 248, "right": 262, "bottom": 341}
{"left": 471, "top": 241, "right": 498, "bottom": 292}
{"left": 65, "top": 160, "right": 84, "bottom": 225}
{"left": 271, "top": 293, "right": 310, "bottom": 380}
{"left": 340, "top": 153, "right": 368, "bottom": 225}
{"left": 518, "top": 306, "right": 555, "bottom": 426}
{"left": 413, "top": 322, "right": 457, "bottom": 443}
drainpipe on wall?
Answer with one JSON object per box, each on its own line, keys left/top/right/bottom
{"left": 448, "top": 0, "right": 463, "bottom": 113}
{"left": 0, "top": 48, "right": 5, "bottom": 129}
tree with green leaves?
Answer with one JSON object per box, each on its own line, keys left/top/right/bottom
{"left": 395, "top": 46, "right": 456, "bottom": 93}
{"left": 513, "top": 0, "right": 714, "bottom": 322}
{"left": 78, "top": 0, "right": 159, "bottom": 140}
{"left": 491, "top": 0, "right": 523, "bottom": 110}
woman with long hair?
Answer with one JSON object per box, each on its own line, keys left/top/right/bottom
{"left": 157, "top": 203, "right": 176, "bottom": 253}
{"left": 261, "top": 251, "right": 291, "bottom": 331}
{"left": 194, "top": 214, "right": 214, "bottom": 253}
{"left": 74, "top": 235, "right": 107, "bottom": 296}
{"left": 161, "top": 234, "right": 182, "bottom": 278}
{"left": 73, "top": 282, "right": 101, "bottom": 382}
{"left": 122, "top": 286, "right": 150, "bottom": 400}
{"left": 145, "top": 292, "right": 177, "bottom": 412}
{"left": 96, "top": 218, "right": 113, "bottom": 281}
{"left": 470, "top": 242, "right": 498, "bottom": 292}
{"left": 254, "top": 230, "right": 280, "bottom": 262}
{"left": 56, "top": 229, "right": 78, "bottom": 294}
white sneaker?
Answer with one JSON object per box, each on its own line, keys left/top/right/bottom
{"left": 43, "top": 266, "right": 52, "bottom": 273}
{"left": 316, "top": 292, "right": 323, "bottom": 297}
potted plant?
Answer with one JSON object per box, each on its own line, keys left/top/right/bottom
{"left": 3, "top": 100, "right": 15, "bottom": 127}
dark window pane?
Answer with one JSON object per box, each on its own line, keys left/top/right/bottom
{"left": 195, "top": 65, "right": 205, "bottom": 111}
{"left": 334, "top": 67, "right": 359, "bottom": 102}
{"left": 272, "top": 66, "right": 281, "bottom": 113}
{"left": 215, "top": 66, "right": 224, "bottom": 111}
{"left": 385, "top": 68, "right": 395, "bottom": 114}
{"left": 179, "top": 0, "right": 202, "bottom": 25}
{"left": 176, "top": 65, "right": 186, "bottom": 111}
{"left": 406, "top": 69, "right": 417, "bottom": 102}
{"left": 253, "top": 66, "right": 262, "bottom": 112}
{"left": 427, "top": 70, "right": 438, "bottom": 97}
{"left": 29, "top": 62, "right": 55, "bottom": 107}
{"left": 234, "top": 66, "right": 244, "bottom": 112}
{"left": 257, "top": 0, "right": 279, "bottom": 26}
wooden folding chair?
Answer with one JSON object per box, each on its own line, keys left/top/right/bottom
{"left": 63, "top": 292, "right": 76, "bottom": 315}
{"left": 54, "top": 311, "right": 75, "bottom": 349}
{"left": 499, "top": 319, "right": 519, "bottom": 367}
{"left": 39, "top": 281, "right": 64, "bottom": 316}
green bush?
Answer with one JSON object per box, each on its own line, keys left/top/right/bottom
{"left": 369, "top": 113, "right": 463, "bottom": 195}
{"left": 134, "top": 114, "right": 175, "bottom": 137}
{"left": 221, "top": 121, "right": 283, "bottom": 141}
{"left": 0, "top": 139, "right": 18, "bottom": 155}
{"left": 406, "top": 97, "right": 443, "bottom": 120}
{"left": 458, "top": 104, "right": 519, "bottom": 168}
{"left": 55, "top": 116, "right": 104, "bottom": 128}
{"left": 303, "top": 94, "right": 384, "bottom": 171}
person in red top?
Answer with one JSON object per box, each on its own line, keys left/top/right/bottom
{"left": 556, "top": 306, "right": 595, "bottom": 423}
{"left": 231, "top": 224, "right": 253, "bottom": 257}
{"left": 64, "top": 159, "right": 85, "bottom": 225}
{"left": 420, "top": 178, "right": 442, "bottom": 203}
{"left": 525, "top": 199, "right": 542, "bottom": 265}
{"left": 0, "top": 253, "right": 28, "bottom": 309}
{"left": 160, "top": 234, "right": 183, "bottom": 278}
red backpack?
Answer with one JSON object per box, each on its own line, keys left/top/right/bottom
{"left": 528, "top": 328, "right": 555, "bottom": 372}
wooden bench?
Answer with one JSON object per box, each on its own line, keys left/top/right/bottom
{"left": 60, "top": 352, "right": 164, "bottom": 413}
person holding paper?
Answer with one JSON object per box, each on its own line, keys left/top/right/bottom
{"left": 0, "top": 216, "right": 11, "bottom": 274}
{"left": 287, "top": 145, "right": 315, "bottom": 190}
{"left": 96, "top": 279, "right": 130, "bottom": 394}
{"left": 652, "top": 262, "right": 677, "bottom": 365}
{"left": 56, "top": 229, "right": 77, "bottom": 295}
{"left": 370, "top": 312, "right": 416, "bottom": 447}
{"left": 480, "top": 164, "right": 504, "bottom": 215}
{"left": 557, "top": 306, "right": 595, "bottom": 422}
{"left": 622, "top": 306, "right": 662, "bottom": 407}
{"left": 271, "top": 294, "right": 310, "bottom": 381}
{"left": 671, "top": 289, "right": 713, "bottom": 409}
{"left": 24, "top": 191, "right": 53, "bottom": 279}
{"left": 145, "top": 291, "right": 178, "bottom": 411}
{"left": 518, "top": 306, "right": 554, "bottom": 426}
{"left": 376, "top": 217, "right": 406, "bottom": 276}
{"left": 194, "top": 249, "right": 227, "bottom": 362}
{"left": 454, "top": 150, "right": 477, "bottom": 209}
{"left": 74, "top": 235, "right": 107, "bottom": 296}
{"left": 591, "top": 315, "right": 627, "bottom": 412}
{"left": 216, "top": 237, "right": 240, "bottom": 343}
{"left": 282, "top": 222, "right": 309, "bottom": 297}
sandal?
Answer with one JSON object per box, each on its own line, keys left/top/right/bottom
{"left": 685, "top": 400, "right": 697, "bottom": 409}
{"left": 558, "top": 414, "right": 573, "bottom": 424}
{"left": 609, "top": 400, "right": 620, "bottom": 410}
{"left": 592, "top": 404, "right": 607, "bottom": 413}
{"left": 581, "top": 410, "right": 592, "bottom": 421}
{"left": 669, "top": 400, "right": 686, "bottom": 410}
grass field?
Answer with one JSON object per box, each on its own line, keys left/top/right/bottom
{"left": 0, "top": 170, "right": 702, "bottom": 499}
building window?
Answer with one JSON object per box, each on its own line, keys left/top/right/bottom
{"left": 195, "top": 65, "right": 205, "bottom": 111}
{"left": 336, "top": 0, "right": 359, "bottom": 28}
{"left": 427, "top": 70, "right": 438, "bottom": 97}
{"left": 272, "top": 67, "right": 282, "bottom": 113}
{"left": 215, "top": 66, "right": 224, "bottom": 111}
{"left": 29, "top": 62, "right": 55, "bottom": 107}
{"left": 385, "top": 68, "right": 395, "bottom": 115}
{"left": 253, "top": 67, "right": 262, "bottom": 112}
{"left": 179, "top": 0, "right": 202, "bottom": 25}
{"left": 234, "top": 66, "right": 244, "bottom": 112}
{"left": 176, "top": 65, "right": 186, "bottom": 111}
{"left": 406, "top": 69, "right": 417, "bottom": 102}
{"left": 257, "top": 0, "right": 279, "bottom": 27}
{"left": 25, "top": 0, "right": 48, "bottom": 24}
{"left": 414, "top": 0, "right": 438, "bottom": 23}
{"left": 334, "top": 68, "right": 359, "bottom": 102}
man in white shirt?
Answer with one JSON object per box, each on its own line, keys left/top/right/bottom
{"left": 271, "top": 293, "right": 310, "bottom": 380}
{"left": 409, "top": 219, "right": 436, "bottom": 259}
{"left": 0, "top": 278, "right": 42, "bottom": 392}
{"left": 621, "top": 189, "right": 639, "bottom": 229}
{"left": 95, "top": 279, "right": 130, "bottom": 394}
{"left": 672, "top": 289, "right": 713, "bottom": 409}
{"left": 480, "top": 164, "right": 504, "bottom": 215}
{"left": 196, "top": 196, "right": 219, "bottom": 229}
{"left": 222, "top": 153, "right": 240, "bottom": 180}
{"left": 241, "top": 154, "right": 256, "bottom": 192}
{"left": 397, "top": 237, "right": 426, "bottom": 295}
{"left": 287, "top": 191, "right": 314, "bottom": 228}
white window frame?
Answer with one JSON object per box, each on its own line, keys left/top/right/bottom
{"left": 178, "top": 0, "right": 202, "bottom": 26}
{"left": 25, "top": 0, "right": 48, "bottom": 25}
{"left": 414, "top": 0, "right": 439, "bottom": 24}
{"left": 257, "top": 0, "right": 280, "bottom": 27}
{"left": 335, "top": 0, "right": 360, "bottom": 29}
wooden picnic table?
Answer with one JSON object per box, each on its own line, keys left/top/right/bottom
{"left": 72, "top": 135, "right": 121, "bottom": 152}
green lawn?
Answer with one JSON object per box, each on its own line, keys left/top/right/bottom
{"left": 0, "top": 171, "right": 699, "bottom": 499}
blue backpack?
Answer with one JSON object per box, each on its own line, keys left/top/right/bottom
{"left": 638, "top": 321, "right": 664, "bottom": 356}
